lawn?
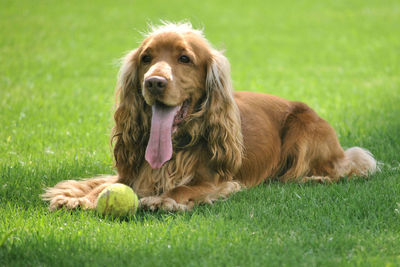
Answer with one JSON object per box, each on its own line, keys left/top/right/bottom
{"left": 1, "top": 0, "right": 400, "bottom": 266}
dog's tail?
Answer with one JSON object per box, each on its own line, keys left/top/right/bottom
{"left": 337, "top": 147, "right": 378, "bottom": 178}
{"left": 41, "top": 176, "right": 118, "bottom": 211}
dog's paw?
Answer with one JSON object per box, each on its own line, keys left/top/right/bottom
{"left": 47, "top": 195, "right": 94, "bottom": 211}
{"left": 299, "top": 176, "right": 333, "bottom": 184}
{"left": 139, "top": 196, "right": 191, "bottom": 211}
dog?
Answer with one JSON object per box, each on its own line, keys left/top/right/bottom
{"left": 42, "top": 22, "right": 377, "bottom": 211}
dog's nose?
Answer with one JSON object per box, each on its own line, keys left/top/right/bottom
{"left": 145, "top": 76, "right": 167, "bottom": 95}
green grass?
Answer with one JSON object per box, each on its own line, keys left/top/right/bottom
{"left": 1, "top": 0, "right": 400, "bottom": 266}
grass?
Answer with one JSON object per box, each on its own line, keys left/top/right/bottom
{"left": 1, "top": 0, "right": 400, "bottom": 266}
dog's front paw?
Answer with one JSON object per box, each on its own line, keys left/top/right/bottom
{"left": 47, "top": 195, "right": 94, "bottom": 211}
{"left": 140, "top": 196, "right": 191, "bottom": 211}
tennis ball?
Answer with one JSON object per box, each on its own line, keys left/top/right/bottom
{"left": 96, "top": 183, "right": 138, "bottom": 218}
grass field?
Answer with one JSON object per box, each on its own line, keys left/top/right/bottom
{"left": 1, "top": 0, "right": 400, "bottom": 266}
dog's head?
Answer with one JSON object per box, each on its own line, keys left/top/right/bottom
{"left": 139, "top": 26, "right": 208, "bottom": 107}
{"left": 113, "top": 22, "right": 242, "bottom": 178}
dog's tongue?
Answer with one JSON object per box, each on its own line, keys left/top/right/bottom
{"left": 145, "top": 103, "right": 180, "bottom": 169}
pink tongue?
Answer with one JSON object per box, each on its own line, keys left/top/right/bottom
{"left": 145, "top": 103, "right": 180, "bottom": 169}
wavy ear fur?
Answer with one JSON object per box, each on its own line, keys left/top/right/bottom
{"left": 205, "top": 50, "right": 243, "bottom": 179}
{"left": 112, "top": 49, "right": 150, "bottom": 182}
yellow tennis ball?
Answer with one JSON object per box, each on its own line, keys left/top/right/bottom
{"left": 96, "top": 183, "right": 138, "bottom": 218}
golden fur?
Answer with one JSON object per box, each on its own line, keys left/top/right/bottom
{"left": 42, "top": 22, "right": 377, "bottom": 211}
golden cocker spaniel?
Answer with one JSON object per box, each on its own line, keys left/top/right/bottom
{"left": 43, "top": 22, "right": 377, "bottom": 211}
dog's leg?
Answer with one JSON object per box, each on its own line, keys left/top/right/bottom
{"left": 140, "top": 181, "right": 242, "bottom": 211}
{"left": 298, "top": 176, "right": 334, "bottom": 183}
{"left": 278, "top": 102, "right": 377, "bottom": 182}
{"left": 299, "top": 147, "right": 377, "bottom": 183}
{"left": 42, "top": 176, "right": 118, "bottom": 210}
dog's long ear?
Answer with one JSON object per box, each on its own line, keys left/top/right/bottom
{"left": 204, "top": 50, "right": 243, "bottom": 179}
{"left": 112, "top": 49, "right": 150, "bottom": 181}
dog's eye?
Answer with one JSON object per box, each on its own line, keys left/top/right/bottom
{"left": 178, "top": 55, "right": 191, "bottom": 64}
{"left": 141, "top": 55, "right": 152, "bottom": 64}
